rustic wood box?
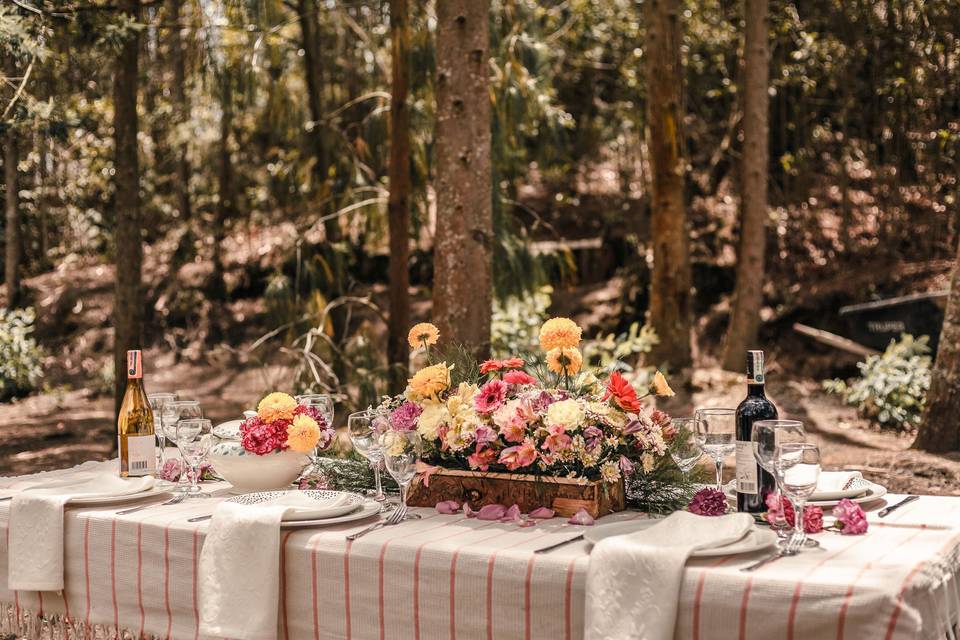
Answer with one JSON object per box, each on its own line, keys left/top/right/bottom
{"left": 406, "top": 468, "right": 625, "bottom": 518}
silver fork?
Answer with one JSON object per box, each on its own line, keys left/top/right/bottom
{"left": 741, "top": 535, "right": 802, "bottom": 572}
{"left": 346, "top": 504, "right": 405, "bottom": 541}
{"left": 117, "top": 494, "right": 187, "bottom": 515}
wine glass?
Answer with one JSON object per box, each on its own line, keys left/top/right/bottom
{"left": 381, "top": 429, "right": 422, "bottom": 521}
{"left": 669, "top": 417, "right": 702, "bottom": 478}
{"left": 175, "top": 418, "right": 214, "bottom": 498}
{"left": 296, "top": 394, "right": 335, "bottom": 471}
{"left": 161, "top": 400, "right": 202, "bottom": 493}
{"left": 752, "top": 419, "right": 806, "bottom": 537}
{"left": 148, "top": 392, "right": 177, "bottom": 469}
{"left": 775, "top": 442, "right": 821, "bottom": 547}
{"left": 695, "top": 408, "right": 736, "bottom": 490}
{"left": 348, "top": 411, "right": 389, "bottom": 508}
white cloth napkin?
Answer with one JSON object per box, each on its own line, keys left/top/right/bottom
{"left": 814, "top": 471, "right": 863, "bottom": 495}
{"left": 584, "top": 511, "right": 753, "bottom": 640}
{"left": 199, "top": 492, "right": 351, "bottom": 640}
{"left": 8, "top": 474, "right": 154, "bottom": 591}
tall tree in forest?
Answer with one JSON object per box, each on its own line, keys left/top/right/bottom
{"left": 722, "top": 0, "right": 770, "bottom": 371}
{"left": 915, "top": 245, "right": 960, "bottom": 452}
{"left": 432, "top": 0, "right": 493, "bottom": 360}
{"left": 207, "top": 79, "right": 233, "bottom": 306}
{"left": 387, "top": 0, "right": 411, "bottom": 390}
{"left": 113, "top": 0, "right": 144, "bottom": 416}
{"left": 167, "top": 0, "right": 192, "bottom": 228}
{"left": 644, "top": 0, "right": 692, "bottom": 369}
{"left": 3, "top": 124, "right": 20, "bottom": 307}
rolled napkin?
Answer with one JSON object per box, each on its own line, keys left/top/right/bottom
{"left": 8, "top": 474, "right": 154, "bottom": 591}
{"left": 584, "top": 511, "right": 753, "bottom": 640}
{"left": 199, "top": 491, "right": 351, "bottom": 640}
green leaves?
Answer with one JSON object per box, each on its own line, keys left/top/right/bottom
{"left": 0, "top": 307, "right": 42, "bottom": 402}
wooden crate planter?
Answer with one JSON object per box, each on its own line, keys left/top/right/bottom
{"left": 406, "top": 468, "right": 625, "bottom": 518}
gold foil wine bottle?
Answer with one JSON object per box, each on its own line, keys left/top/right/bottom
{"left": 117, "top": 350, "right": 156, "bottom": 477}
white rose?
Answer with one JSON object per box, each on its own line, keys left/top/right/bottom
{"left": 545, "top": 399, "right": 585, "bottom": 431}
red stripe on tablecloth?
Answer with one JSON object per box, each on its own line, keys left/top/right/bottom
{"left": 564, "top": 558, "right": 577, "bottom": 640}
{"left": 83, "top": 517, "right": 92, "bottom": 627}
{"left": 5, "top": 528, "right": 18, "bottom": 619}
{"left": 344, "top": 539, "right": 354, "bottom": 640}
{"left": 192, "top": 529, "right": 200, "bottom": 640}
{"left": 485, "top": 529, "right": 559, "bottom": 640}
{"left": 691, "top": 556, "right": 733, "bottom": 640}
{"left": 164, "top": 525, "right": 173, "bottom": 640}
{"left": 785, "top": 533, "right": 874, "bottom": 640}
{"left": 523, "top": 555, "right": 536, "bottom": 640}
{"left": 737, "top": 576, "right": 754, "bottom": 640}
{"left": 280, "top": 531, "right": 293, "bottom": 640}
{"left": 883, "top": 529, "right": 960, "bottom": 640}
{"left": 137, "top": 522, "right": 145, "bottom": 638}
{"left": 111, "top": 519, "right": 119, "bottom": 632}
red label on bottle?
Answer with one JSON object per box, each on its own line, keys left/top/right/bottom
{"left": 127, "top": 350, "right": 142, "bottom": 379}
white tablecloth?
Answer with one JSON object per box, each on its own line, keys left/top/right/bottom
{"left": 1, "top": 460, "right": 959, "bottom": 640}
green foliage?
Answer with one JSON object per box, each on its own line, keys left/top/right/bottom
{"left": 823, "top": 334, "right": 932, "bottom": 432}
{"left": 583, "top": 322, "right": 659, "bottom": 376}
{"left": 0, "top": 307, "right": 43, "bottom": 402}
{"left": 490, "top": 286, "right": 552, "bottom": 356}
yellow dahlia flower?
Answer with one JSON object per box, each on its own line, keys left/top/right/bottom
{"left": 652, "top": 371, "right": 675, "bottom": 397}
{"left": 539, "top": 317, "right": 582, "bottom": 351}
{"left": 286, "top": 414, "right": 321, "bottom": 453}
{"left": 407, "top": 362, "right": 451, "bottom": 401}
{"left": 407, "top": 322, "right": 440, "bottom": 350}
{"left": 257, "top": 392, "right": 297, "bottom": 423}
{"left": 546, "top": 346, "right": 583, "bottom": 376}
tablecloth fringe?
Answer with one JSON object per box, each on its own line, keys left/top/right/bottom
{"left": 0, "top": 604, "right": 156, "bottom": 640}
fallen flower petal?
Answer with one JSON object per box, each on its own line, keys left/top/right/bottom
{"left": 477, "top": 504, "right": 508, "bottom": 521}
{"left": 568, "top": 508, "right": 595, "bottom": 526}
{"left": 464, "top": 503, "right": 478, "bottom": 518}
{"left": 528, "top": 507, "right": 555, "bottom": 519}
{"left": 435, "top": 500, "right": 461, "bottom": 514}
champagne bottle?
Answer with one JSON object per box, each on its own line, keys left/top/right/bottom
{"left": 117, "top": 350, "right": 156, "bottom": 477}
{"left": 735, "top": 350, "right": 778, "bottom": 513}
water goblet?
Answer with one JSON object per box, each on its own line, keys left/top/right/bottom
{"left": 161, "top": 400, "right": 202, "bottom": 493}
{"left": 296, "top": 394, "right": 335, "bottom": 471}
{"left": 175, "top": 418, "right": 214, "bottom": 499}
{"left": 695, "top": 408, "right": 736, "bottom": 490}
{"left": 775, "top": 442, "right": 821, "bottom": 547}
{"left": 669, "top": 417, "right": 702, "bottom": 478}
{"left": 752, "top": 419, "right": 805, "bottom": 538}
{"left": 148, "top": 392, "right": 177, "bottom": 469}
{"left": 381, "top": 429, "right": 422, "bottom": 521}
{"left": 348, "top": 411, "right": 389, "bottom": 507}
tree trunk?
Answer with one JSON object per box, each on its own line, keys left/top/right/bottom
{"left": 167, "top": 0, "right": 192, "bottom": 226}
{"left": 113, "top": 0, "right": 144, "bottom": 418}
{"left": 4, "top": 125, "right": 21, "bottom": 308}
{"left": 722, "top": 0, "right": 770, "bottom": 371}
{"left": 387, "top": 0, "right": 412, "bottom": 390}
{"left": 644, "top": 0, "right": 692, "bottom": 369}
{"left": 432, "top": 0, "right": 493, "bottom": 361}
{"left": 915, "top": 242, "right": 960, "bottom": 452}
{"left": 208, "top": 84, "right": 233, "bottom": 306}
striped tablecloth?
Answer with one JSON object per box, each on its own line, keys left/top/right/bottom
{"left": 2, "top": 461, "right": 959, "bottom": 640}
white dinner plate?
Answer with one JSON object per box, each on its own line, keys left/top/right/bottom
{"left": 723, "top": 481, "right": 888, "bottom": 508}
{"left": 213, "top": 419, "right": 244, "bottom": 441}
{"left": 70, "top": 488, "right": 168, "bottom": 506}
{"left": 227, "top": 489, "right": 368, "bottom": 522}
{"left": 280, "top": 500, "right": 381, "bottom": 528}
{"left": 583, "top": 519, "right": 778, "bottom": 557}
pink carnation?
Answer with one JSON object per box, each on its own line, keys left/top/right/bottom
{"left": 687, "top": 488, "right": 727, "bottom": 516}
{"left": 240, "top": 415, "right": 290, "bottom": 455}
{"left": 390, "top": 401, "right": 422, "bottom": 431}
{"left": 833, "top": 498, "right": 868, "bottom": 535}
{"left": 474, "top": 380, "right": 508, "bottom": 414}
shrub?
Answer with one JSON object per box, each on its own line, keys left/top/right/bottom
{"left": 823, "top": 334, "right": 931, "bottom": 432}
{"left": 0, "top": 307, "right": 43, "bottom": 401}
{"left": 491, "top": 286, "right": 553, "bottom": 356}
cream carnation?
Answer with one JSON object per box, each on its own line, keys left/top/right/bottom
{"left": 417, "top": 402, "right": 449, "bottom": 440}
{"left": 545, "top": 399, "right": 585, "bottom": 431}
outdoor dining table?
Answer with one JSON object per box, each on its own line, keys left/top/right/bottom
{"left": 2, "top": 460, "right": 959, "bottom": 640}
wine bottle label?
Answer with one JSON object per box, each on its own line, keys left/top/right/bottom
{"left": 735, "top": 440, "right": 758, "bottom": 494}
{"left": 121, "top": 434, "right": 156, "bottom": 477}
{"left": 746, "top": 350, "right": 765, "bottom": 384}
{"left": 127, "top": 350, "right": 143, "bottom": 379}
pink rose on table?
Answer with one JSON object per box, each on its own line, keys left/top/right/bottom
{"left": 499, "top": 438, "right": 537, "bottom": 471}
{"left": 832, "top": 498, "right": 869, "bottom": 534}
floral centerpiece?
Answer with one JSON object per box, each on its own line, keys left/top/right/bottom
{"left": 209, "top": 392, "right": 336, "bottom": 492}
{"left": 375, "top": 318, "right": 676, "bottom": 517}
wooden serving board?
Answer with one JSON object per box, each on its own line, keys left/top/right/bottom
{"left": 405, "top": 467, "right": 625, "bottom": 518}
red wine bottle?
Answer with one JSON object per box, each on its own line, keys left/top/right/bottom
{"left": 736, "top": 350, "right": 778, "bottom": 513}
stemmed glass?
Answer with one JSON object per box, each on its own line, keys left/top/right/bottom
{"left": 348, "top": 411, "right": 389, "bottom": 508}
{"left": 174, "top": 418, "right": 214, "bottom": 498}
{"left": 161, "top": 400, "right": 202, "bottom": 493}
{"left": 296, "top": 394, "right": 334, "bottom": 471}
{"left": 148, "top": 392, "right": 177, "bottom": 470}
{"left": 381, "top": 429, "right": 422, "bottom": 521}
{"left": 752, "top": 419, "right": 806, "bottom": 538}
{"left": 695, "top": 408, "right": 736, "bottom": 490}
{"left": 775, "top": 442, "right": 821, "bottom": 547}
{"left": 669, "top": 417, "right": 703, "bottom": 478}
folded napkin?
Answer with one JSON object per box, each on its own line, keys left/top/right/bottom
{"left": 8, "top": 474, "right": 154, "bottom": 591}
{"left": 815, "top": 471, "right": 863, "bottom": 494}
{"left": 584, "top": 511, "right": 753, "bottom": 640}
{"left": 199, "top": 492, "right": 351, "bottom": 640}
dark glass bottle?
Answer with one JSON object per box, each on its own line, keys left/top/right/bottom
{"left": 735, "top": 350, "right": 778, "bottom": 513}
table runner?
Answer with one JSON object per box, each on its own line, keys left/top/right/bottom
{"left": 2, "top": 460, "right": 959, "bottom": 640}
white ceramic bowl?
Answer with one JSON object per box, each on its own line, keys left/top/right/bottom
{"left": 209, "top": 442, "right": 308, "bottom": 492}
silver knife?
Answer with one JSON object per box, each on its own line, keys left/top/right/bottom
{"left": 878, "top": 495, "right": 919, "bottom": 518}
{"left": 533, "top": 534, "right": 585, "bottom": 554}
